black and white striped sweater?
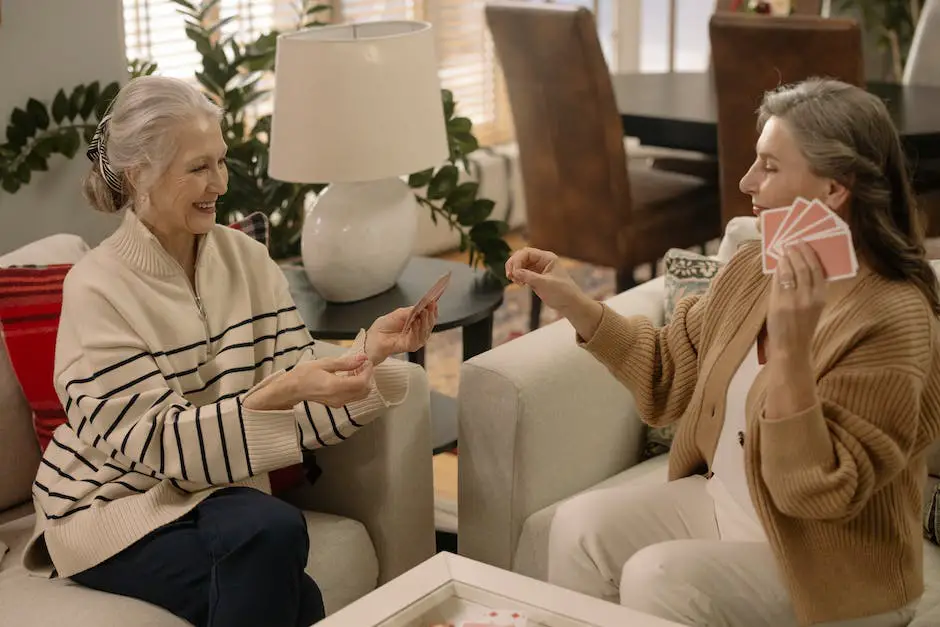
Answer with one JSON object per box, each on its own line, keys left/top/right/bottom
{"left": 24, "top": 209, "right": 409, "bottom": 579}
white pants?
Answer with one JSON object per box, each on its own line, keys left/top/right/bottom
{"left": 546, "top": 475, "right": 918, "bottom": 627}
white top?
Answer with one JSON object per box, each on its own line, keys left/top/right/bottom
{"left": 707, "top": 342, "right": 767, "bottom": 542}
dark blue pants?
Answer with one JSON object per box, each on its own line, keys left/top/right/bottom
{"left": 71, "top": 487, "right": 326, "bottom": 627}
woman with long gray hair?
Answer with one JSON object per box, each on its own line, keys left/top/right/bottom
{"left": 508, "top": 78, "right": 940, "bottom": 626}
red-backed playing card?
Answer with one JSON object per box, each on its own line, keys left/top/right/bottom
{"left": 801, "top": 229, "right": 858, "bottom": 280}
{"left": 404, "top": 271, "right": 451, "bottom": 332}
{"left": 761, "top": 206, "right": 790, "bottom": 274}
{"left": 768, "top": 197, "right": 810, "bottom": 256}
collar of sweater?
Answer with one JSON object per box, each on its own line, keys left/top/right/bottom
{"left": 105, "top": 209, "right": 215, "bottom": 278}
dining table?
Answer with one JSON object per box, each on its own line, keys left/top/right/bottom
{"left": 613, "top": 72, "right": 940, "bottom": 162}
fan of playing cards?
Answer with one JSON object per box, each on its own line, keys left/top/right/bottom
{"left": 760, "top": 196, "right": 858, "bottom": 281}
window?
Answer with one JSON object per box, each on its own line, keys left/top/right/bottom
{"left": 123, "top": 0, "right": 614, "bottom": 146}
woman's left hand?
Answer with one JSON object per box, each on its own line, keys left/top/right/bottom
{"left": 767, "top": 241, "right": 827, "bottom": 364}
{"left": 364, "top": 302, "right": 438, "bottom": 365}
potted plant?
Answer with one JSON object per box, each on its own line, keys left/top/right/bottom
{"left": 0, "top": 0, "right": 511, "bottom": 285}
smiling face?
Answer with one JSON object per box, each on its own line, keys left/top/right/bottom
{"left": 140, "top": 115, "right": 228, "bottom": 241}
{"left": 739, "top": 116, "right": 849, "bottom": 231}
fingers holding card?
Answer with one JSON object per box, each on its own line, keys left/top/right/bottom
{"left": 760, "top": 198, "right": 856, "bottom": 281}
{"left": 404, "top": 271, "right": 451, "bottom": 331}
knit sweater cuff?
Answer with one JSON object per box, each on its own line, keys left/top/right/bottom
{"left": 758, "top": 403, "right": 833, "bottom": 508}
{"left": 577, "top": 304, "right": 645, "bottom": 374}
{"left": 346, "top": 357, "right": 411, "bottom": 421}
{"left": 240, "top": 401, "right": 303, "bottom": 475}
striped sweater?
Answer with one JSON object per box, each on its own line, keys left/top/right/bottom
{"left": 22, "top": 209, "right": 410, "bottom": 579}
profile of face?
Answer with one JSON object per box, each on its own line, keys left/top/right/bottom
{"left": 139, "top": 115, "right": 228, "bottom": 240}
{"left": 739, "top": 116, "right": 849, "bottom": 232}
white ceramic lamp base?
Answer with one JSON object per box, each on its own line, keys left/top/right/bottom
{"left": 301, "top": 178, "right": 417, "bottom": 303}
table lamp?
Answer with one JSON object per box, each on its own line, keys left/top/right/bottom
{"left": 269, "top": 21, "right": 449, "bottom": 303}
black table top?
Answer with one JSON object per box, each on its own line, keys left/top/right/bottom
{"left": 282, "top": 257, "right": 505, "bottom": 341}
{"left": 613, "top": 72, "right": 940, "bottom": 159}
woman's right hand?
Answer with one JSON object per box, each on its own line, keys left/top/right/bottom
{"left": 506, "top": 247, "right": 603, "bottom": 340}
{"left": 289, "top": 355, "right": 374, "bottom": 408}
{"left": 507, "top": 247, "right": 589, "bottom": 311}
{"left": 244, "top": 354, "right": 374, "bottom": 411}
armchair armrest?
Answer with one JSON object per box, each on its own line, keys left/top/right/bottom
{"left": 458, "top": 277, "right": 667, "bottom": 570}
{"left": 285, "top": 343, "right": 435, "bottom": 583}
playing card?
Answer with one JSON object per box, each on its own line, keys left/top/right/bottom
{"left": 761, "top": 198, "right": 856, "bottom": 281}
{"left": 801, "top": 229, "right": 858, "bottom": 281}
{"left": 768, "top": 197, "right": 810, "bottom": 256}
{"left": 761, "top": 206, "right": 790, "bottom": 274}
{"left": 460, "top": 610, "right": 527, "bottom": 627}
{"left": 769, "top": 199, "right": 832, "bottom": 258}
{"left": 404, "top": 271, "right": 451, "bottom": 331}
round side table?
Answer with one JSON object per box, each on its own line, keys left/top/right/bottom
{"left": 283, "top": 256, "right": 505, "bottom": 453}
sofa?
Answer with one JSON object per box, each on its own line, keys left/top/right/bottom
{"left": 0, "top": 234, "right": 435, "bottom": 626}
{"left": 457, "top": 218, "right": 940, "bottom": 625}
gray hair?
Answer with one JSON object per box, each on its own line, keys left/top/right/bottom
{"left": 82, "top": 75, "right": 222, "bottom": 214}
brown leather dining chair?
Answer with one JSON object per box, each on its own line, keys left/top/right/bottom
{"left": 486, "top": 2, "right": 722, "bottom": 330}
{"left": 710, "top": 12, "right": 864, "bottom": 225}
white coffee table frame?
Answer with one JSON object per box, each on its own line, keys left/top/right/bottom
{"left": 318, "top": 552, "right": 687, "bottom": 627}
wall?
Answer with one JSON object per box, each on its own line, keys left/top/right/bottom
{"left": 0, "top": 0, "right": 127, "bottom": 254}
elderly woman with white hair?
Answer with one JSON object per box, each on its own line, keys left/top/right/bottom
{"left": 21, "top": 75, "right": 437, "bottom": 627}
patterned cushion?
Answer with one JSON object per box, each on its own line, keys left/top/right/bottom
{"left": 643, "top": 248, "right": 725, "bottom": 459}
{"left": 227, "top": 211, "right": 270, "bottom": 246}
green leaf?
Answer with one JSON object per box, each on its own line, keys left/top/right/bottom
{"left": 196, "top": 71, "right": 226, "bottom": 97}
{"left": 25, "top": 152, "right": 48, "bottom": 172}
{"left": 185, "top": 26, "right": 215, "bottom": 58}
{"left": 469, "top": 218, "right": 507, "bottom": 242}
{"left": 442, "top": 89, "right": 455, "bottom": 120}
{"left": 444, "top": 181, "right": 478, "bottom": 211}
{"left": 32, "top": 134, "right": 59, "bottom": 158}
{"left": 208, "top": 15, "right": 237, "bottom": 35}
{"left": 10, "top": 107, "right": 35, "bottom": 139}
{"left": 68, "top": 85, "right": 86, "bottom": 120}
{"left": 96, "top": 82, "right": 121, "bottom": 120}
{"left": 427, "top": 165, "right": 458, "bottom": 200}
{"left": 169, "top": 0, "right": 197, "bottom": 11}
{"left": 306, "top": 3, "right": 331, "bottom": 14}
{"left": 16, "top": 163, "right": 31, "bottom": 185}
{"left": 27, "top": 98, "right": 50, "bottom": 131}
{"left": 52, "top": 89, "right": 69, "bottom": 124}
{"left": 1, "top": 174, "right": 19, "bottom": 194}
{"left": 60, "top": 128, "right": 81, "bottom": 159}
{"left": 453, "top": 132, "right": 479, "bottom": 154}
{"left": 6, "top": 124, "right": 27, "bottom": 150}
{"left": 447, "top": 117, "right": 472, "bottom": 135}
{"left": 408, "top": 168, "right": 435, "bottom": 189}
{"left": 457, "top": 198, "right": 494, "bottom": 226}
{"left": 80, "top": 81, "right": 100, "bottom": 119}
{"left": 83, "top": 125, "right": 97, "bottom": 143}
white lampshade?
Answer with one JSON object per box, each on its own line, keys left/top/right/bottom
{"left": 269, "top": 21, "right": 449, "bottom": 184}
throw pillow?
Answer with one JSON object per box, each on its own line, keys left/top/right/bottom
{"left": 0, "top": 264, "right": 71, "bottom": 451}
{"left": 925, "top": 482, "right": 940, "bottom": 546}
{"left": 643, "top": 248, "right": 725, "bottom": 459}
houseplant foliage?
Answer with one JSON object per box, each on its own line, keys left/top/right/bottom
{"left": 171, "top": 0, "right": 511, "bottom": 278}
{"left": 0, "top": 81, "right": 121, "bottom": 195}
{"left": 0, "top": 0, "right": 511, "bottom": 284}
{"left": 834, "top": 0, "right": 926, "bottom": 82}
